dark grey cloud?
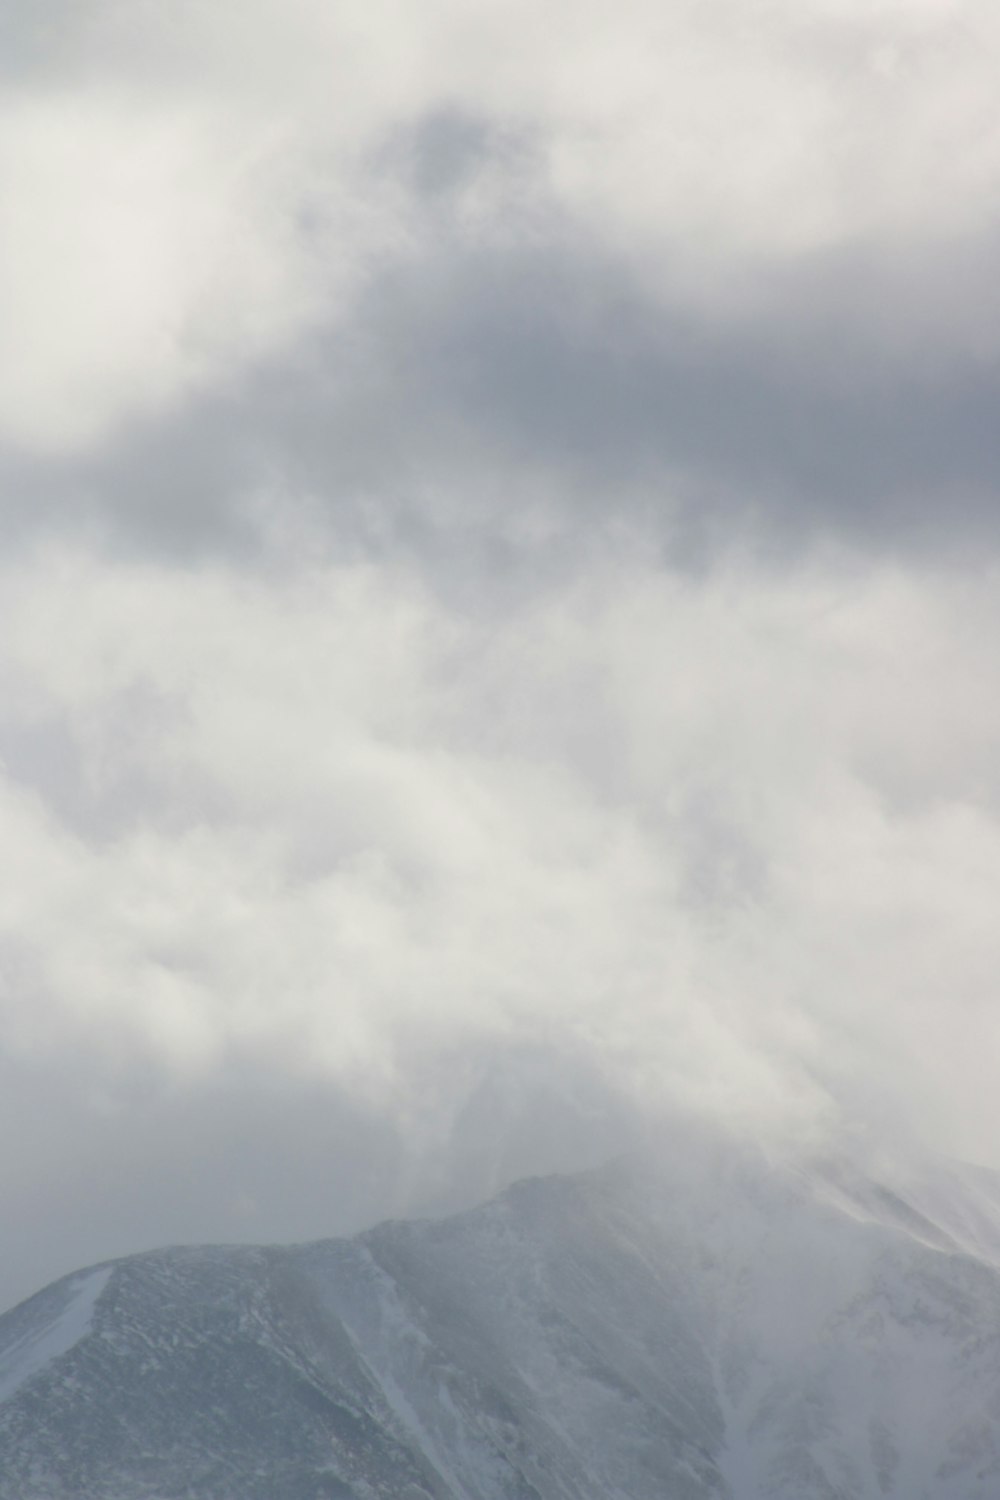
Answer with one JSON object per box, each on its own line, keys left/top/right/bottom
{"left": 5, "top": 215, "right": 1000, "bottom": 578}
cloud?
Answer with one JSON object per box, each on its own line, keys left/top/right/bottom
{"left": 5, "top": 0, "right": 1000, "bottom": 457}
{"left": 4, "top": 0, "right": 1000, "bottom": 1315}
{"left": 0, "top": 82, "right": 395, "bottom": 452}
{"left": 3, "top": 541, "right": 1000, "bottom": 1188}
{"left": 5, "top": 224, "right": 1000, "bottom": 579}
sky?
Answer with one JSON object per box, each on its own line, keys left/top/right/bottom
{"left": 3, "top": 0, "right": 1000, "bottom": 1314}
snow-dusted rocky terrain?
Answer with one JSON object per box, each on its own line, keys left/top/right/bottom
{"left": 4, "top": 1134, "right": 1000, "bottom": 1499}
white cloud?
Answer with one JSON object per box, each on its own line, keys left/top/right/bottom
{"left": 2, "top": 539, "right": 999, "bottom": 1164}
{"left": 0, "top": 81, "right": 398, "bottom": 451}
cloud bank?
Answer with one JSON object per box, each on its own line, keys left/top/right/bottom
{"left": 2, "top": 0, "right": 1000, "bottom": 1310}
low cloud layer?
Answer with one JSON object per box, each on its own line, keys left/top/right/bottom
{"left": 3, "top": 0, "right": 1000, "bottom": 1312}
{"left": 4, "top": 536, "right": 1000, "bottom": 1305}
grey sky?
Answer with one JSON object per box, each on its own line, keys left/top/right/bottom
{"left": 3, "top": 0, "right": 1000, "bottom": 1315}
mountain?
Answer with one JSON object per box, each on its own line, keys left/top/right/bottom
{"left": 4, "top": 1132, "right": 1000, "bottom": 1499}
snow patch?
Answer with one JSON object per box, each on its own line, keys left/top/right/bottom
{"left": 0, "top": 1266, "right": 112, "bottom": 1405}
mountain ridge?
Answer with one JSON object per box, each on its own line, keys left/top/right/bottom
{"left": 4, "top": 1136, "right": 1000, "bottom": 1498}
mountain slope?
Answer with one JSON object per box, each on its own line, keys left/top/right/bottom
{"left": 4, "top": 1136, "right": 1000, "bottom": 1499}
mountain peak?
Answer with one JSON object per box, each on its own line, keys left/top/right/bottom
{"left": 3, "top": 1143, "right": 1000, "bottom": 1498}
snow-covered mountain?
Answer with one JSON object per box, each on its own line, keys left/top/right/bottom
{"left": 4, "top": 1133, "right": 1000, "bottom": 1499}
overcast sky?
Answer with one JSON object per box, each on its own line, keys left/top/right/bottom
{"left": 4, "top": 0, "right": 1000, "bottom": 1314}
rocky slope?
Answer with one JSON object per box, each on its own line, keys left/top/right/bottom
{"left": 4, "top": 1134, "right": 1000, "bottom": 1498}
